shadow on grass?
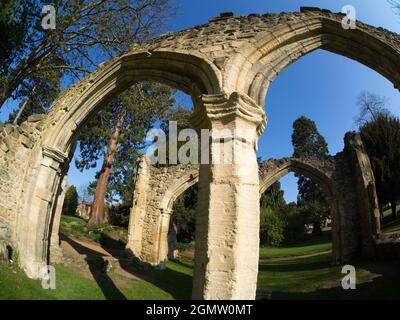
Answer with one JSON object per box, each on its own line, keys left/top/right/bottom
{"left": 170, "top": 258, "right": 194, "bottom": 270}
{"left": 259, "top": 254, "right": 333, "bottom": 273}
{"left": 60, "top": 234, "right": 127, "bottom": 300}
{"left": 261, "top": 274, "right": 400, "bottom": 300}
{"left": 257, "top": 258, "right": 400, "bottom": 300}
{"left": 98, "top": 234, "right": 193, "bottom": 299}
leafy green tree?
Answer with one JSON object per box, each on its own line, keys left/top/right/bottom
{"left": 160, "top": 105, "right": 195, "bottom": 164}
{"left": 292, "top": 116, "right": 330, "bottom": 234}
{"left": 62, "top": 185, "right": 79, "bottom": 216}
{"left": 76, "top": 82, "right": 175, "bottom": 225}
{"left": 260, "top": 181, "right": 286, "bottom": 209}
{"left": 0, "top": 0, "right": 173, "bottom": 114}
{"left": 171, "top": 184, "right": 197, "bottom": 243}
{"left": 164, "top": 106, "right": 198, "bottom": 242}
{"left": 282, "top": 203, "right": 306, "bottom": 244}
{"left": 260, "top": 207, "right": 286, "bottom": 247}
{"left": 360, "top": 114, "right": 400, "bottom": 219}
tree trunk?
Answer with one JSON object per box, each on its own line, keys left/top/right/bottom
{"left": 391, "top": 200, "right": 398, "bottom": 220}
{"left": 88, "top": 109, "right": 126, "bottom": 225}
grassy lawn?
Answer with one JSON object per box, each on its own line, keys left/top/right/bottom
{"left": 0, "top": 260, "right": 190, "bottom": 300}
{"left": 1, "top": 229, "right": 399, "bottom": 300}
{"left": 382, "top": 204, "right": 400, "bottom": 218}
{"left": 259, "top": 231, "right": 332, "bottom": 259}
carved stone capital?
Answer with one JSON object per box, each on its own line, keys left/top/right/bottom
{"left": 42, "top": 146, "right": 69, "bottom": 172}
{"left": 190, "top": 92, "right": 267, "bottom": 137}
{"left": 42, "top": 146, "right": 69, "bottom": 164}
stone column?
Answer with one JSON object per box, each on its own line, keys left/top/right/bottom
{"left": 19, "top": 146, "right": 69, "bottom": 278}
{"left": 49, "top": 174, "right": 68, "bottom": 263}
{"left": 190, "top": 92, "right": 266, "bottom": 300}
{"left": 126, "top": 156, "right": 149, "bottom": 258}
{"left": 167, "top": 218, "right": 178, "bottom": 260}
{"left": 155, "top": 209, "right": 172, "bottom": 265}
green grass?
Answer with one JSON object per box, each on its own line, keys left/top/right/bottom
{"left": 382, "top": 204, "right": 400, "bottom": 218}
{"left": 1, "top": 230, "right": 399, "bottom": 300}
{"left": 257, "top": 253, "right": 400, "bottom": 299}
{"left": 259, "top": 231, "right": 332, "bottom": 259}
{"left": 0, "top": 260, "right": 190, "bottom": 300}
{"left": 59, "top": 215, "right": 127, "bottom": 244}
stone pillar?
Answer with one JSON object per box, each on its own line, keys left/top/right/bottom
{"left": 155, "top": 209, "right": 172, "bottom": 264}
{"left": 344, "top": 132, "right": 381, "bottom": 258}
{"left": 167, "top": 218, "right": 178, "bottom": 260}
{"left": 126, "top": 156, "right": 149, "bottom": 258}
{"left": 190, "top": 92, "right": 266, "bottom": 300}
{"left": 49, "top": 174, "right": 68, "bottom": 263}
{"left": 19, "top": 146, "right": 69, "bottom": 278}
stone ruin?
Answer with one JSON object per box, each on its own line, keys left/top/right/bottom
{"left": 0, "top": 7, "right": 399, "bottom": 299}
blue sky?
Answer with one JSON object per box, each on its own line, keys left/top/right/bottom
{"left": 3, "top": 0, "right": 400, "bottom": 203}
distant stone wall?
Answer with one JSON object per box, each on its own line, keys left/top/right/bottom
{"left": 127, "top": 132, "right": 384, "bottom": 265}
{"left": 126, "top": 159, "right": 199, "bottom": 264}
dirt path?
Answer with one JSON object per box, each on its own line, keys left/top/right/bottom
{"left": 59, "top": 233, "right": 141, "bottom": 283}
{"left": 60, "top": 234, "right": 114, "bottom": 259}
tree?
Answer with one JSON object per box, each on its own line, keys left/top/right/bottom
{"left": 0, "top": 0, "right": 173, "bottom": 114}
{"left": 355, "top": 91, "right": 391, "bottom": 127}
{"left": 260, "top": 181, "right": 286, "bottom": 209}
{"left": 389, "top": 0, "right": 400, "bottom": 14}
{"left": 259, "top": 181, "right": 286, "bottom": 246}
{"left": 171, "top": 184, "right": 197, "bottom": 243}
{"left": 76, "top": 82, "right": 175, "bottom": 225}
{"left": 163, "top": 106, "right": 197, "bottom": 242}
{"left": 292, "top": 116, "right": 330, "bottom": 234}
{"left": 78, "top": 183, "right": 92, "bottom": 203}
{"left": 160, "top": 105, "right": 195, "bottom": 164}
{"left": 62, "top": 185, "right": 79, "bottom": 216}
{"left": 360, "top": 114, "right": 400, "bottom": 220}
{"left": 260, "top": 207, "right": 286, "bottom": 247}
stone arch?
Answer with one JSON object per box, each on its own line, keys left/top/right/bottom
{"left": 225, "top": 8, "right": 400, "bottom": 106}
{"left": 132, "top": 132, "right": 381, "bottom": 267}
{"left": 258, "top": 157, "right": 341, "bottom": 263}
{"left": 126, "top": 159, "right": 200, "bottom": 265}
{"left": 159, "top": 170, "right": 199, "bottom": 214}
{"left": 17, "top": 50, "right": 222, "bottom": 278}
{"left": 0, "top": 8, "right": 391, "bottom": 298}
{"left": 44, "top": 50, "right": 222, "bottom": 154}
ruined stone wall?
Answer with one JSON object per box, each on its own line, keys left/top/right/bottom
{"left": 126, "top": 158, "right": 199, "bottom": 264}
{"left": 130, "top": 133, "right": 380, "bottom": 265}
{"left": 0, "top": 116, "right": 45, "bottom": 243}
{"left": 0, "top": 7, "right": 397, "bottom": 284}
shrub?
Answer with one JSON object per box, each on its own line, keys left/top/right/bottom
{"left": 283, "top": 210, "right": 307, "bottom": 245}
{"left": 62, "top": 186, "right": 79, "bottom": 216}
{"left": 107, "top": 204, "right": 130, "bottom": 227}
{"left": 260, "top": 207, "right": 286, "bottom": 247}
